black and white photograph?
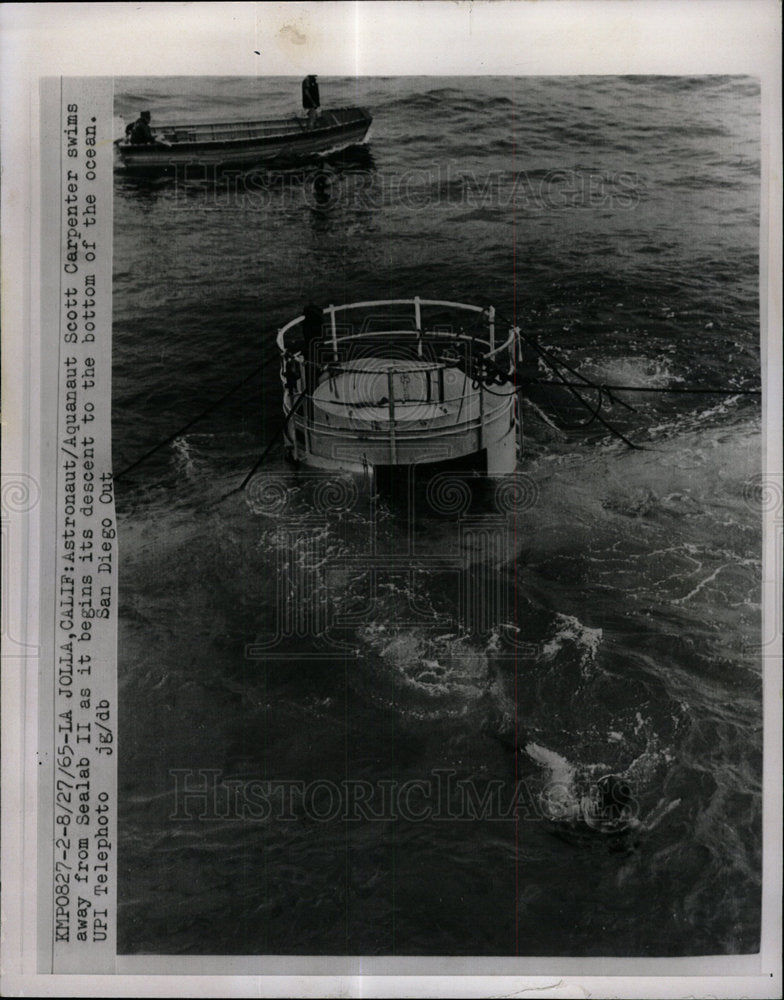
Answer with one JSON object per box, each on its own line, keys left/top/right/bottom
{"left": 2, "top": 2, "right": 782, "bottom": 996}
{"left": 113, "top": 70, "right": 764, "bottom": 956}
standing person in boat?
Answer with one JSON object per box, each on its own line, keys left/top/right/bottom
{"left": 302, "top": 75, "right": 321, "bottom": 127}
{"left": 125, "top": 110, "right": 155, "bottom": 144}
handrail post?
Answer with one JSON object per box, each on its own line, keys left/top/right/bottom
{"left": 414, "top": 296, "right": 423, "bottom": 357}
{"left": 329, "top": 304, "right": 338, "bottom": 361}
{"left": 478, "top": 380, "right": 484, "bottom": 451}
{"left": 299, "top": 358, "right": 310, "bottom": 457}
{"left": 291, "top": 386, "right": 299, "bottom": 460}
{"left": 488, "top": 306, "right": 495, "bottom": 353}
{"left": 510, "top": 326, "right": 520, "bottom": 363}
{"left": 387, "top": 370, "right": 397, "bottom": 465}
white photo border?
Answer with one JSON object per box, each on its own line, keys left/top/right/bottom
{"left": 2, "top": 2, "right": 781, "bottom": 997}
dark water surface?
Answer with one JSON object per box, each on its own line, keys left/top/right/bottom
{"left": 113, "top": 76, "right": 762, "bottom": 956}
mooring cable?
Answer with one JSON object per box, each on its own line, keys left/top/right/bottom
{"left": 114, "top": 350, "right": 281, "bottom": 480}
{"left": 495, "top": 310, "right": 761, "bottom": 397}
{"left": 488, "top": 312, "right": 761, "bottom": 446}
{"left": 540, "top": 356, "right": 642, "bottom": 446}
{"left": 114, "top": 313, "right": 762, "bottom": 486}
{"left": 221, "top": 390, "right": 309, "bottom": 500}
{"left": 519, "top": 380, "right": 761, "bottom": 396}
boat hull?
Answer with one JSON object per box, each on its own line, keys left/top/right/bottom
{"left": 116, "top": 107, "right": 372, "bottom": 171}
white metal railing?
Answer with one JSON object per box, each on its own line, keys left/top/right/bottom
{"left": 277, "top": 299, "right": 518, "bottom": 463}
{"left": 277, "top": 298, "right": 517, "bottom": 362}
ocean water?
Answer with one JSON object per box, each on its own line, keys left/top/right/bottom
{"left": 113, "top": 76, "right": 762, "bottom": 956}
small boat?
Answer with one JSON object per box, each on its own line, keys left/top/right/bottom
{"left": 115, "top": 106, "right": 372, "bottom": 171}
{"left": 277, "top": 297, "right": 521, "bottom": 478}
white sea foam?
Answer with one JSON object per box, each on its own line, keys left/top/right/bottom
{"left": 525, "top": 741, "right": 576, "bottom": 784}
{"left": 581, "top": 355, "right": 682, "bottom": 390}
{"left": 540, "top": 612, "right": 603, "bottom": 675}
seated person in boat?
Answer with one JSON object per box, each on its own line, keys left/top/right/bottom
{"left": 125, "top": 110, "right": 155, "bottom": 144}
{"left": 302, "top": 75, "right": 321, "bottom": 126}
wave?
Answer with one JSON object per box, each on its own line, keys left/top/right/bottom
{"left": 578, "top": 354, "right": 683, "bottom": 390}
{"left": 540, "top": 612, "right": 602, "bottom": 678}
{"left": 524, "top": 732, "right": 681, "bottom": 834}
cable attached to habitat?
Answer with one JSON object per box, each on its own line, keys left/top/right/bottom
{"left": 518, "top": 375, "right": 761, "bottom": 444}
{"left": 535, "top": 347, "right": 643, "bottom": 447}
{"left": 484, "top": 316, "right": 643, "bottom": 447}
{"left": 113, "top": 350, "right": 281, "bottom": 481}
{"left": 504, "top": 314, "right": 762, "bottom": 398}
{"left": 484, "top": 313, "right": 761, "bottom": 448}
{"left": 221, "top": 391, "right": 309, "bottom": 500}
{"left": 519, "top": 380, "right": 762, "bottom": 396}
